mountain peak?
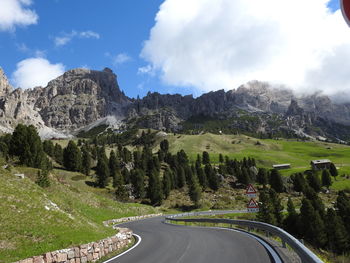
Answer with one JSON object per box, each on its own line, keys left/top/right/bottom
{"left": 0, "top": 67, "right": 13, "bottom": 96}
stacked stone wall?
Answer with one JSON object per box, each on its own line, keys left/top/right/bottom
{"left": 103, "top": 213, "right": 163, "bottom": 228}
{"left": 14, "top": 228, "right": 133, "bottom": 263}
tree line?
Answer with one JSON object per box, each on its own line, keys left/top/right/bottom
{"left": 257, "top": 180, "right": 349, "bottom": 255}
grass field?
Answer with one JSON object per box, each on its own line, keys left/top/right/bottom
{"left": 158, "top": 132, "right": 350, "bottom": 175}
{"left": 0, "top": 164, "right": 158, "bottom": 263}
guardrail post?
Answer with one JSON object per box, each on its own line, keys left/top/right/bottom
{"left": 265, "top": 231, "right": 270, "bottom": 238}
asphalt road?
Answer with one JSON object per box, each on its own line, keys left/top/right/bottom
{"left": 110, "top": 217, "right": 275, "bottom": 263}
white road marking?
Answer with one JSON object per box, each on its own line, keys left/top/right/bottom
{"left": 103, "top": 234, "right": 142, "bottom": 263}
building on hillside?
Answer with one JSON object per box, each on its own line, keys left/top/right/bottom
{"left": 310, "top": 159, "right": 331, "bottom": 170}
{"left": 272, "top": 164, "right": 291, "bottom": 170}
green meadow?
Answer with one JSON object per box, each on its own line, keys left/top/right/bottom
{"left": 0, "top": 163, "right": 157, "bottom": 263}
{"left": 161, "top": 132, "right": 350, "bottom": 182}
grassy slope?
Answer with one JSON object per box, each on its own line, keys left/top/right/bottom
{"left": 0, "top": 165, "right": 157, "bottom": 263}
{"left": 157, "top": 133, "right": 350, "bottom": 189}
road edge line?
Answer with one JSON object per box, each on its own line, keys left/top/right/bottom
{"left": 103, "top": 233, "right": 142, "bottom": 263}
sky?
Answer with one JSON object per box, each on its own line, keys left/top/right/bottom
{"left": 0, "top": 0, "right": 349, "bottom": 100}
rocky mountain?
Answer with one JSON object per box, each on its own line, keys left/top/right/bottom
{"left": 0, "top": 67, "right": 350, "bottom": 141}
{"left": 0, "top": 67, "right": 130, "bottom": 137}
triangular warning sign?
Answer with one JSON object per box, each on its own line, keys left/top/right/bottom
{"left": 247, "top": 199, "right": 259, "bottom": 208}
{"left": 246, "top": 184, "right": 257, "bottom": 194}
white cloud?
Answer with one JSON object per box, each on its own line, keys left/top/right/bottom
{"left": 138, "top": 65, "right": 154, "bottom": 75}
{"left": 79, "top": 31, "right": 100, "bottom": 39}
{"left": 142, "top": 0, "right": 350, "bottom": 99}
{"left": 54, "top": 30, "right": 100, "bottom": 46}
{"left": 0, "top": 0, "right": 38, "bottom": 31}
{"left": 12, "top": 57, "right": 65, "bottom": 89}
{"left": 113, "top": 53, "right": 132, "bottom": 65}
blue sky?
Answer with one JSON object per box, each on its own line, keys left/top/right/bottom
{"left": 0, "top": 0, "right": 195, "bottom": 98}
{"left": 0, "top": 0, "right": 346, "bottom": 99}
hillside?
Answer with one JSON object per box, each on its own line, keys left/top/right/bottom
{"left": 155, "top": 132, "right": 350, "bottom": 189}
{"left": 0, "top": 163, "right": 158, "bottom": 263}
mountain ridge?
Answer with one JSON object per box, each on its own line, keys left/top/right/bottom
{"left": 1, "top": 67, "right": 350, "bottom": 141}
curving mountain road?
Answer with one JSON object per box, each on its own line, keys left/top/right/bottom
{"left": 108, "top": 216, "right": 276, "bottom": 263}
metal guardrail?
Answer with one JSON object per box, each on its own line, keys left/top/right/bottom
{"left": 165, "top": 212, "right": 323, "bottom": 263}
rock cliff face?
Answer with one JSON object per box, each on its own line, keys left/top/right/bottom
{"left": 0, "top": 68, "right": 130, "bottom": 136}
{"left": 0, "top": 68, "right": 12, "bottom": 96}
{"left": 30, "top": 68, "right": 129, "bottom": 130}
{"left": 0, "top": 66, "right": 349, "bottom": 141}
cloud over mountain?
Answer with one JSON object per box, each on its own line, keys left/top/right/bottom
{"left": 142, "top": 0, "right": 350, "bottom": 98}
{"left": 12, "top": 57, "right": 65, "bottom": 89}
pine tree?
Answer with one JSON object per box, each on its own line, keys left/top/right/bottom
{"left": 219, "top": 153, "right": 224, "bottom": 163}
{"left": 257, "top": 168, "right": 268, "bottom": 186}
{"left": 0, "top": 141, "right": 8, "bottom": 159}
{"left": 291, "top": 173, "right": 307, "bottom": 193}
{"left": 162, "top": 170, "right": 171, "bottom": 199}
{"left": 202, "top": 151, "right": 210, "bottom": 165}
{"left": 109, "top": 150, "right": 118, "bottom": 177}
{"left": 10, "top": 124, "right": 29, "bottom": 161}
{"left": 81, "top": 145, "right": 91, "bottom": 176}
{"left": 205, "top": 164, "right": 219, "bottom": 191}
{"left": 115, "top": 173, "right": 128, "bottom": 201}
{"left": 196, "top": 166, "right": 207, "bottom": 189}
{"left": 148, "top": 170, "right": 163, "bottom": 206}
{"left": 177, "top": 166, "right": 186, "bottom": 188}
{"left": 160, "top": 139, "right": 169, "bottom": 152}
{"left": 325, "top": 208, "right": 349, "bottom": 254}
{"left": 269, "top": 189, "right": 284, "bottom": 226}
{"left": 184, "top": 165, "right": 193, "bottom": 185}
{"left": 10, "top": 124, "right": 45, "bottom": 168}
{"left": 36, "top": 169, "right": 50, "bottom": 188}
{"left": 329, "top": 163, "right": 338, "bottom": 180}
{"left": 196, "top": 154, "right": 202, "bottom": 166}
{"left": 269, "top": 169, "right": 284, "bottom": 193}
{"left": 300, "top": 198, "right": 327, "bottom": 248}
{"left": 27, "top": 125, "right": 45, "bottom": 168}
{"left": 321, "top": 169, "right": 332, "bottom": 188}
{"left": 306, "top": 172, "right": 322, "bottom": 192}
{"left": 121, "top": 168, "right": 131, "bottom": 184}
{"left": 43, "top": 140, "right": 55, "bottom": 157}
{"left": 131, "top": 169, "right": 145, "bottom": 199}
{"left": 257, "top": 190, "right": 277, "bottom": 225}
{"left": 177, "top": 150, "right": 189, "bottom": 165}
{"left": 240, "top": 167, "right": 251, "bottom": 185}
{"left": 303, "top": 186, "right": 326, "bottom": 217}
{"left": 96, "top": 151, "right": 109, "bottom": 188}
{"left": 63, "top": 140, "right": 82, "bottom": 172}
{"left": 188, "top": 172, "right": 201, "bottom": 207}
{"left": 54, "top": 143, "right": 64, "bottom": 164}
{"left": 283, "top": 198, "right": 300, "bottom": 237}
{"left": 336, "top": 191, "right": 350, "bottom": 236}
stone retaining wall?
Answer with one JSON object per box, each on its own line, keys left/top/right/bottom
{"left": 14, "top": 227, "right": 133, "bottom": 263}
{"left": 103, "top": 213, "right": 163, "bottom": 228}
